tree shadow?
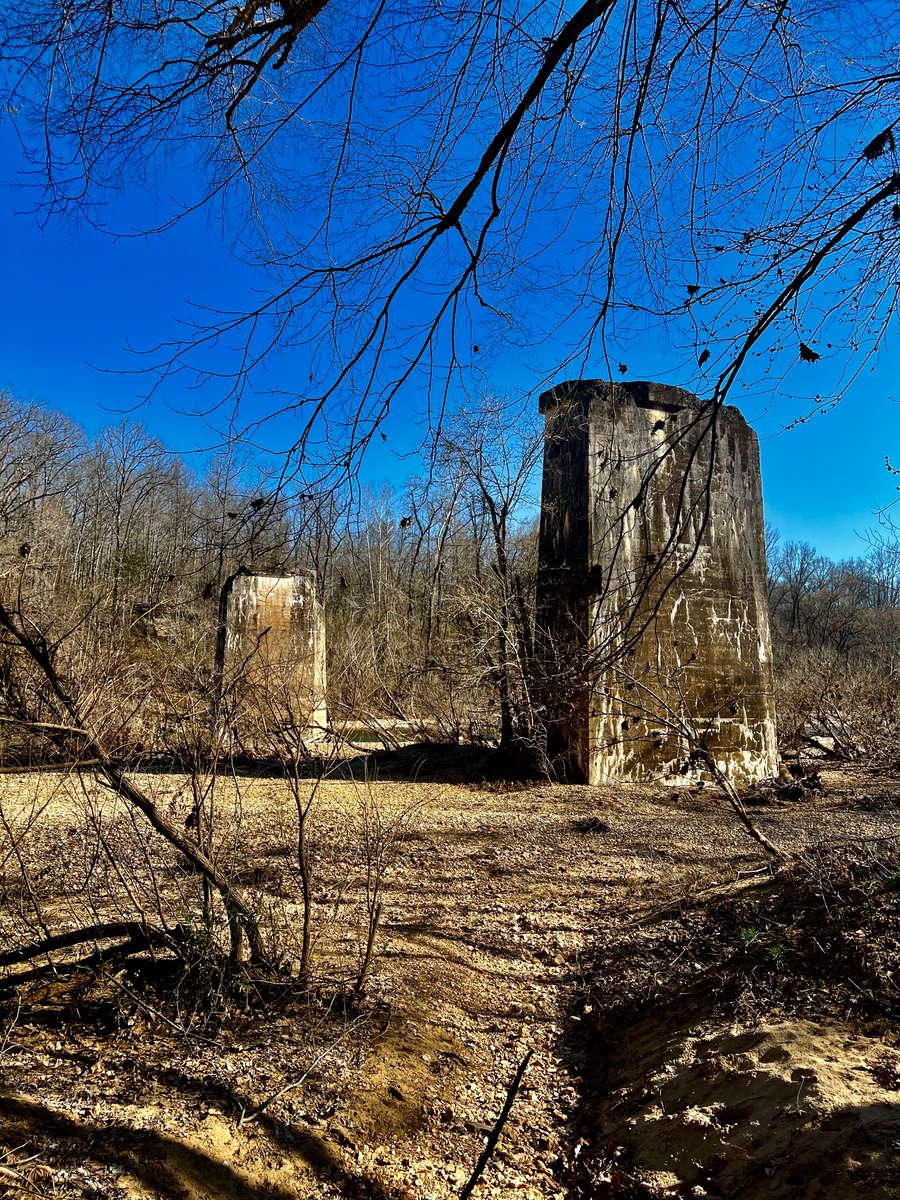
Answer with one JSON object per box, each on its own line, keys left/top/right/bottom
{"left": 124, "top": 741, "right": 504, "bottom": 783}
{"left": 322, "top": 742, "right": 526, "bottom": 784}
{"left": 0, "top": 1089, "right": 398, "bottom": 1200}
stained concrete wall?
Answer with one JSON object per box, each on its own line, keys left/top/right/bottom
{"left": 217, "top": 571, "right": 327, "bottom": 743}
{"left": 538, "top": 380, "right": 777, "bottom": 784}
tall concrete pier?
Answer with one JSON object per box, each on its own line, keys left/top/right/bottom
{"left": 538, "top": 380, "right": 777, "bottom": 784}
{"left": 217, "top": 571, "right": 327, "bottom": 745}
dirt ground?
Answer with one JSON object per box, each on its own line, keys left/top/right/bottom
{"left": 0, "top": 755, "right": 898, "bottom": 1199}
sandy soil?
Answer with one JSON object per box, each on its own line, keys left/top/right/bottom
{"left": 0, "top": 757, "right": 897, "bottom": 1199}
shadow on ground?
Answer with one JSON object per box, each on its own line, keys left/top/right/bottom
{"left": 0, "top": 1084, "right": 399, "bottom": 1200}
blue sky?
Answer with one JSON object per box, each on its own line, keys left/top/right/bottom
{"left": 2, "top": 91, "right": 898, "bottom": 563}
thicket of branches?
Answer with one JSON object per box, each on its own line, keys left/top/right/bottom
{"left": 2, "top": 1, "right": 897, "bottom": 463}
{"left": 4, "top": 383, "right": 900, "bottom": 1001}
{"left": 3, "top": 0, "right": 898, "bottom": 776}
{"left": 0, "top": 389, "right": 543, "bottom": 762}
{"left": 768, "top": 531, "right": 900, "bottom": 761}
{"left": 0, "top": 385, "right": 544, "bottom": 994}
{"left": 3, "top": 386, "right": 900, "bottom": 768}
{"left": 3, "top": 0, "right": 900, "bottom": 1034}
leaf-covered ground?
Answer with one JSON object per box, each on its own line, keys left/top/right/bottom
{"left": 0, "top": 757, "right": 898, "bottom": 1199}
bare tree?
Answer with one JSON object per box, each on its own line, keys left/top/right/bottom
{"left": 3, "top": 2, "right": 896, "bottom": 466}
{"left": 435, "top": 394, "right": 544, "bottom": 754}
{"left": 766, "top": 531, "right": 900, "bottom": 762}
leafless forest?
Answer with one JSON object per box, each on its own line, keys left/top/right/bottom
{"left": 2, "top": 388, "right": 900, "bottom": 766}
{"left": 1, "top": 0, "right": 899, "bottom": 1193}
{"left": 0, "top": 388, "right": 898, "bottom": 1198}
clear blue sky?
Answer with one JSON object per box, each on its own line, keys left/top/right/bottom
{"left": 2, "top": 111, "right": 898, "bottom": 562}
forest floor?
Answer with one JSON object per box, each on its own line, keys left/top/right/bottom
{"left": 0, "top": 752, "right": 898, "bottom": 1200}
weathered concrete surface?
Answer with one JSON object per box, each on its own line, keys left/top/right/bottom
{"left": 217, "top": 571, "right": 327, "bottom": 744}
{"left": 537, "top": 380, "right": 777, "bottom": 784}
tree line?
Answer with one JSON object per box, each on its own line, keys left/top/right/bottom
{"left": 2, "top": 387, "right": 899, "bottom": 765}
{"left": 0, "top": 390, "right": 545, "bottom": 759}
{"left": 768, "top": 533, "right": 900, "bottom": 665}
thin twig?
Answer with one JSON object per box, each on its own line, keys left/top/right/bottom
{"left": 0, "top": 1002, "right": 22, "bottom": 1055}
{"left": 238, "top": 1022, "right": 363, "bottom": 1126}
{"left": 459, "top": 1050, "right": 533, "bottom": 1200}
